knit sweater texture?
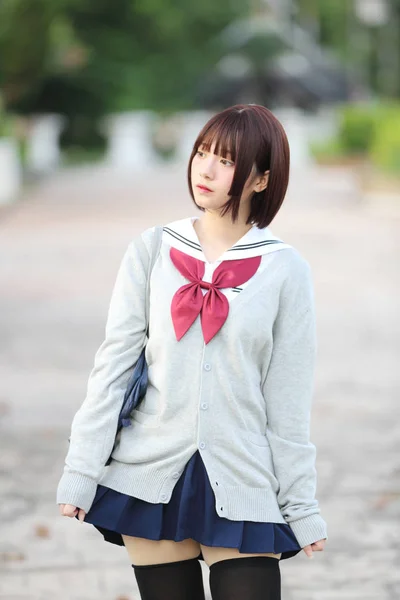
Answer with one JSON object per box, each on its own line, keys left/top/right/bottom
{"left": 56, "top": 217, "right": 328, "bottom": 549}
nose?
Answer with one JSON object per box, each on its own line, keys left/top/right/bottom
{"left": 200, "top": 156, "right": 216, "bottom": 180}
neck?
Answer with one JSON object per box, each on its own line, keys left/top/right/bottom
{"left": 195, "top": 209, "right": 253, "bottom": 245}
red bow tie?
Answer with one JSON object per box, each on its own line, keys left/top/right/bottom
{"left": 170, "top": 248, "right": 261, "bottom": 344}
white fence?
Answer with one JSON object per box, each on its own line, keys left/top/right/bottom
{"left": 0, "top": 107, "right": 340, "bottom": 204}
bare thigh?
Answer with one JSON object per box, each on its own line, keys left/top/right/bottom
{"left": 200, "top": 545, "right": 281, "bottom": 567}
{"left": 122, "top": 535, "right": 201, "bottom": 566}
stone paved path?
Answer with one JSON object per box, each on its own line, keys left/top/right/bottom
{"left": 0, "top": 164, "right": 399, "bottom": 600}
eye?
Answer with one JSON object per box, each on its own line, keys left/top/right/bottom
{"left": 221, "top": 158, "right": 234, "bottom": 167}
{"left": 196, "top": 150, "right": 206, "bottom": 158}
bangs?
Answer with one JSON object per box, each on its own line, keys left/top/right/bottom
{"left": 196, "top": 113, "right": 240, "bottom": 162}
{"left": 193, "top": 110, "right": 260, "bottom": 198}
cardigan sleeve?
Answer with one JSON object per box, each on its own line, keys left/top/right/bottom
{"left": 56, "top": 228, "right": 155, "bottom": 513}
{"left": 262, "top": 254, "right": 328, "bottom": 548}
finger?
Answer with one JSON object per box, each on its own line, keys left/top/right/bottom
{"left": 77, "top": 509, "right": 86, "bottom": 522}
{"left": 312, "top": 541, "right": 325, "bottom": 551}
{"left": 302, "top": 545, "right": 314, "bottom": 559}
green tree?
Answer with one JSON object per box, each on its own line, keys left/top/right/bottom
{"left": 0, "top": 0, "right": 247, "bottom": 114}
{"left": 296, "top": 0, "right": 400, "bottom": 97}
{"left": 0, "top": 0, "right": 248, "bottom": 147}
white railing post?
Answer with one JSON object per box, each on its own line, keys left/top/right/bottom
{"left": 0, "top": 137, "right": 21, "bottom": 204}
{"left": 102, "top": 111, "right": 158, "bottom": 170}
{"left": 26, "top": 114, "right": 65, "bottom": 175}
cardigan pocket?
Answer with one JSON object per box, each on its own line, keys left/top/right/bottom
{"left": 247, "top": 432, "right": 270, "bottom": 447}
{"left": 246, "top": 432, "right": 279, "bottom": 492}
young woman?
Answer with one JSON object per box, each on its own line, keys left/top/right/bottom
{"left": 57, "top": 104, "right": 327, "bottom": 600}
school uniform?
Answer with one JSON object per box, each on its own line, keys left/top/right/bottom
{"left": 57, "top": 217, "right": 328, "bottom": 559}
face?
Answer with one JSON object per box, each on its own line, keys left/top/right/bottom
{"left": 191, "top": 141, "right": 268, "bottom": 215}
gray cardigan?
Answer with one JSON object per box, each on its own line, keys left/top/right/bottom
{"left": 57, "top": 218, "right": 328, "bottom": 549}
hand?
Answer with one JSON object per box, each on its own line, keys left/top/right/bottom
{"left": 302, "top": 538, "right": 326, "bottom": 558}
{"left": 59, "top": 503, "right": 86, "bottom": 522}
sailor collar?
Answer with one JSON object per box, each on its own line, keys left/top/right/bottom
{"left": 163, "top": 217, "right": 291, "bottom": 262}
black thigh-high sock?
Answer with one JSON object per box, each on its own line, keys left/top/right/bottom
{"left": 132, "top": 557, "right": 205, "bottom": 600}
{"left": 209, "top": 556, "right": 281, "bottom": 600}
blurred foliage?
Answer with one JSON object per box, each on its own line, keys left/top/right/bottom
{"left": 0, "top": 0, "right": 245, "bottom": 114}
{"left": 0, "top": 1, "right": 74, "bottom": 108}
{"left": 301, "top": 0, "right": 352, "bottom": 56}
{"left": 298, "top": 0, "right": 400, "bottom": 98}
{"left": 0, "top": 94, "right": 14, "bottom": 137}
{"left": 309, "top": 137, "right": 345, "bottom": 162}
{"left": 0, "top": 0, "right": 246, "bottom": 148}
{"left": 311, "top": 102, "right": 400, "bottom": 174}
{"left": 61, "top": 145, "right": 105, "bottom": 166}
{"left": 338, "top": 104, "right": 379, "bottom": 154}
{"left": 370, "top": 112, "right": 400, "bottom": 173}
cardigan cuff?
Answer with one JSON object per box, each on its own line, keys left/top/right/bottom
{"left": 56, "top": 471, "right": 98, "bottom": 514}
{"left": 286, "top": 513, "right": 328, "bottom": 549}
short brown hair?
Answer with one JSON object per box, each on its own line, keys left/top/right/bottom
{"left": 187, "top": 104, "right": 290, "bottom": 229}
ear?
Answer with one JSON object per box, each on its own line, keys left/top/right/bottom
{"left": 253, "top": 170, "right": 269, "bottom": 193}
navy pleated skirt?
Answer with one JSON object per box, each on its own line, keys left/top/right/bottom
{"left": 81, "top": 450, "right": 302, "bottom": 560}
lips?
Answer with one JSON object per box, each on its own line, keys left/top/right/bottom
{"left": 196, "top": 184, "right": 213, "bottom": 192}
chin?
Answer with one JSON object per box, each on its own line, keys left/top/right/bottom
{"left": 193, "top": 194, "right": 224, "bottom": 212}
{"left": 195, "top": 201, "right": 221, "bottom": 213}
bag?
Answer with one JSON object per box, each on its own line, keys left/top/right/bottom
{"left": 105, "top": 226, "right": 163, "bottom": 465}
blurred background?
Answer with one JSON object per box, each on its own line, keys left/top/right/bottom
{"left": 0, "top": 0, "right": 400, "bottom": 182}
{"left": 0, "top": 1, "right": 399, "bottom": 599}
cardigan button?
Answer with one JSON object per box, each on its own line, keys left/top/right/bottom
{"left": 172, "top": 472, "right": 180, "bottom": 479}
{"left": 203, "top": 363, "right": 211, "bottom": 371}
{"left": 201, "top": 402, "right": 208, "bottom": 410}
{"left": 160, "top": 493, "right": 167, "bottom": 501}
{"left": 199, "top": 442, "right": 206, "bottom": 450}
